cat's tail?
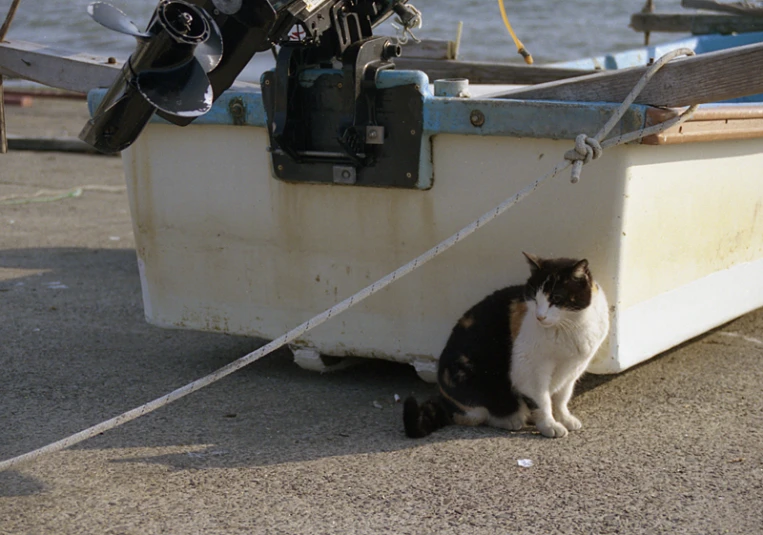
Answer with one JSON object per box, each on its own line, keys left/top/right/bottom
{"left": 403, "top": 395, "right": 453, "bottom": 438}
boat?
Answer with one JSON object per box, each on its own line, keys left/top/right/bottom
{"left": 2, "top": 0, "right": 762, "bottom": 381}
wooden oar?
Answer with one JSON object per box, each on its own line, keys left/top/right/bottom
{"left": 0, "top": 40, "right": 122, "bottom": 94}
{"left": 489, "top": 41, "right": 763, "bottom": 107}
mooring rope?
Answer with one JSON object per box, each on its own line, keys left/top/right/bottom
{"left": 0, "top": 48, "right": 698, "bottom": 473}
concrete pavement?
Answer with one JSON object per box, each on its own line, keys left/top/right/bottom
{"left": 1, "top": 97, "right": 762, "bottom": 534}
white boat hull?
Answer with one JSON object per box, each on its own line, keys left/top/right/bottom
{"left": 121, "top": 114, "right": 763, "bottom": 378}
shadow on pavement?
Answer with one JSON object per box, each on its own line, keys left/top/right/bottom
{"left": 0, "top": 471, "right": 46, "bottom": 497}
{"left": 1, "top": 247, "right": 617, "bottom": 482}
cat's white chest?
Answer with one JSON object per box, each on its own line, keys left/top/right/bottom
{"left": 511, "top": 288, "right": 609, "bottom": 392}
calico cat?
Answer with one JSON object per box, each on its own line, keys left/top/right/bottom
{"left": 403, "top": 253, "right": 609, "bottom": 439}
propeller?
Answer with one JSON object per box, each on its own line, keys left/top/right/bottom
{"left": 79, "top": 0, "right": 279, "bottom": 153}
{"left": 88, "top": 0, "right": 222, "bottom": 115}
{"left": 80, "top": 0, "right": 226, "bottom": 153}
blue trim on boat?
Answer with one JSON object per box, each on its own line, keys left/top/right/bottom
{"left": 87, "top": 72, "right": 646, "bottom": 138}
{"left": 195, "top": 90, "right": 268, "bottom": 126}
{"left": 375, "top": 69, "right": 430, "bottom": 90}
{"left": 87, "top": 87, "right": 268, "bottom": 128}
{"left": 422, "top": 98, "right": 646, "bottom": 139}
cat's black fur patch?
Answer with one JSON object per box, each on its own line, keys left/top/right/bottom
{"left": 403, "top": 396, "right": 453, "bottom": 438}
{"left": 402, "top": 255, "right": 594, "bottom": 439}
{"left": 521, "top": 394, "right": 539, "bottom": 411}
{"left": 525, "top": 255, "right": 593, "bottom": 311}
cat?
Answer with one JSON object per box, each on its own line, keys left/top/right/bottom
{"left": 403, "top": 253, "right": 609, "bottom": 439}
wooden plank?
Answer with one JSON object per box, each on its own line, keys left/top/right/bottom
{"left": 401, "top": 39, "right": 455, "bottom": 60}
{"left": 393, "top": 57, "right": 594, "bottom": 85}
{"left": 651, "top": 104, "right": 763, "bottom": 120}
{"left": 641, "top": 105, "right": 763, "bottom": 144}
{"left": 492, "top": 41, "right": 763, "bottom": 107}
{"left": 681, "top": 0, "right": 763, "bottom": 17}
{"left": 0, "top": 40, "right": 122, "bottom": 94}
{"left": 0, "top": 40, "right": 261, "bottom": 94}
{"left": 630, "top": 13, "right": 763, "bottom": 34}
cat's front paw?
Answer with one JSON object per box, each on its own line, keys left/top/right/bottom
{"left": 536, "top": 419, "right": 568, "bottom": 438}
{"left": 559, "top": 414, "right": 582, "bottom": 431}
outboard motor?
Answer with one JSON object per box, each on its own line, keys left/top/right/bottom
{"left": 81, "top": 0, "right": 425, "bottom": 189}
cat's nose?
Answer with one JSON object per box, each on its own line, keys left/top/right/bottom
{"left": 536, "top": 314, "right": 546, "bottom": 322}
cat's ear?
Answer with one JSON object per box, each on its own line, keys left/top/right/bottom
{"left": 572, "top": 259, "right": 589, "bottom": 280}
{"left": 523, "top": 252, "right": 543, "bottom": 273}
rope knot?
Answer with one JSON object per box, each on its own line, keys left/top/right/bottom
{"left": 564, "top": 134, "right": 603, "bottom": 183}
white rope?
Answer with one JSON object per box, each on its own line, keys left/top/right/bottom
{"left": 564, "top": 48, "right": 698, "bottom": 182}
{"left": 0, "top": 48, "right": 699, "bottom": 473}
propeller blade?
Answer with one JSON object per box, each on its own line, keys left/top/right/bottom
{"left": 194, "top": 16, "right": 223, "bottom": 73}
{"left": 87, "top": 2, "right": 151, "bottom": 38}
{"left": 136, "top": 59, "right": 213, "bottom": 117}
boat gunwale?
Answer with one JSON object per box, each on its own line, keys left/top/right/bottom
{"left": 88, "top": 83, "right": 763, "bottom": 146}
{"left": 643, "top": 103, "right": 763, "bottom": 144}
